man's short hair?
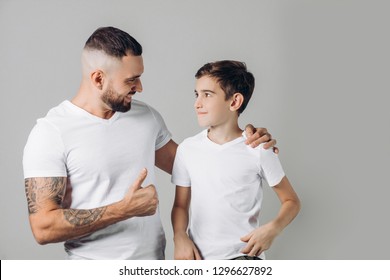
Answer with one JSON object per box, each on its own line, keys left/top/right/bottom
{"left": 84, "top": 26, "right": 142, "bottom": 58}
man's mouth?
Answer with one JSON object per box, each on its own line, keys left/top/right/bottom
{"left": 124, "top": 92, "right": 136, "bottom": 103}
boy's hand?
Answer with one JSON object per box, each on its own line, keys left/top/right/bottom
{"left": 244, "top": 124, "right": 279, "bottom": 153}
{"left": 240, "top": 222, "right": 280, "bottom": 257}
{"left": 174, "top": 232, "right": 202, "bottom": 260}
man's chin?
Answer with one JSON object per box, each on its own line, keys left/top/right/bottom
{"left": 112, "top": 103, "right": 131, "bottom": 113}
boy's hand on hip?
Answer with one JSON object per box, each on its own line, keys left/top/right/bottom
{"left": 240, "top": 223, "right": 279, "bottom": 257}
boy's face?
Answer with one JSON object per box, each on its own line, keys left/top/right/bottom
{"left": 194, "top": 76, "right": 233, "bottom": 127}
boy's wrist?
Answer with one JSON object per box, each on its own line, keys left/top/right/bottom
{"left": 173, "top": 231, "right": 189, "bottom": 241}
{"left": 262, "top": 220, "right": 283, "bottom": 237}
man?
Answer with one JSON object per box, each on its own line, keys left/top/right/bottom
{"left": 23, "top": 26, "right": 277, "bottom": 259}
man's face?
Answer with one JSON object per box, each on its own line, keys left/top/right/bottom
{"left": 102, "top": 54, "right": 144, "bottom": 112}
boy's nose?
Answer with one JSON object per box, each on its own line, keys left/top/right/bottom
{"left": 194, "top": 98, "right": 202, "bottom": 109}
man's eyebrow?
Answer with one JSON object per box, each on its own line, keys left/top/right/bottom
{"left": 125, "top": 75, "right": 141, "bottom": 82}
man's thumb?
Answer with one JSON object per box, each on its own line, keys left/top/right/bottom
{"left": 131, "top": 168, "right": 147, "bottom": 191}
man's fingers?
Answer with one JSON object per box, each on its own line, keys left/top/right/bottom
{"left": 131, "top": 168, "right": 148, "bottom": 191}
{"left": 244, "top": 124, "right": 256, "bottom": 137}
{"left": 245, "top": 129, "right": 269, "bottom": 146}
{"left": 262, "top": 138, "right": 277, "bottom": 150}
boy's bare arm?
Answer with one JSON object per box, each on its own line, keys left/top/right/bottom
{"left": 25, "top": 169, "right": 158, "bottom": 245}
{"left": 171, "top": 186, "right": 201, "bottom": 260}
{"left": 240, "top": 176, "right": 301, "bottom": 256}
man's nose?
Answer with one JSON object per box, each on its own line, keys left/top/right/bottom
{"left": 135, "top": 79, "right": 143, "bottom": 93}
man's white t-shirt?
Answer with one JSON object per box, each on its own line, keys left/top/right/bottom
{"left": 172, "top": 129, "right": 285, "bottom": 260}
{"left": 23, "top": 100, "right": 171, "bottom": 259}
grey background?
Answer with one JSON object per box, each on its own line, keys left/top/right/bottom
{"left": 1, "top": 0, "right": 389, "bottom": 260}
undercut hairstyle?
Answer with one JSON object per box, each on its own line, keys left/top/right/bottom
{"left": 84, "top": 26, "right": 142, "bottom": 58}
{"left": 195, "top": 60, "right": 255, "bottom": 115}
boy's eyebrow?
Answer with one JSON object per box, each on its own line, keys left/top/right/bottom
{"left": 194, "top": 89, "right": 216, "bottom": 94}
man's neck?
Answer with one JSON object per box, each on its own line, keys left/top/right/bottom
{"left": 72, "top": 86, "right": 114, "bottom": 119}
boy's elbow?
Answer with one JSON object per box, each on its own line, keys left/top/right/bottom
{"left": 294, "top": 197, "right": 301, "bottom": 216}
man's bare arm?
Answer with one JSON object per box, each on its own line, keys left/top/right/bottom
{"left": 25, "top": 170, "right": 158, "bottom": 244}
{"left": 155, "top": 140, "right": 178, "bottom": 175}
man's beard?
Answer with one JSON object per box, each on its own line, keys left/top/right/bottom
{"left": 101, "top": 87, "right": 134, "bottom": 113}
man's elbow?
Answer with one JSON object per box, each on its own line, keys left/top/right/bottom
{"left": 29, "top": 218, "right": 59, "bottom": 245}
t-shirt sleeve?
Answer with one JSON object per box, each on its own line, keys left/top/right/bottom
{"left": 259, "top": 144, "right": 285, "bottom": 187}
{"left": 23, "top": 119, "right": 67, "bottom": 179}
{"left": 171, "top": 144, "right": 191, "bottom": 187}
{"left": 148, "top": 105, "right": 172, "bottom": 150}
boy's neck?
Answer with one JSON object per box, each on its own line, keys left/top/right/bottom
{"left": 207, "top": 121, "right": 243, "bottom": 145}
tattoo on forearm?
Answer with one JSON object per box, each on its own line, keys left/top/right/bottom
{"left": 25, "top": 177, "right": 106, "bottom": 227}
{"left": 24, "top": 177, "right": 66, "bottom": 214}
{"left": 63, "top": 207, "right": 107, "bottom": 227}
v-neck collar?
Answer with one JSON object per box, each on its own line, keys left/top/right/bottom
{"left": 202, "top": 129, "right": 245, "bottom": 150}
{"left": 64, "top": 100, "right": 121, "bottom": 125}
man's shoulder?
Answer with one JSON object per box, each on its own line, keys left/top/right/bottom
{"left": 44, "top": 100, "right": 74, "bottom": 119}
{"left": 128, "top": 99, "right": 161, "bottom": 117}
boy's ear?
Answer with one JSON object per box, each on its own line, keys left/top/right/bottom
{"left": 230, "top": 93, "right": 244, "bottom": 112}
{"left": 90, "top": 70, "right": 105, "bottom": 90}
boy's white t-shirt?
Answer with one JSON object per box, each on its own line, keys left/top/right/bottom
{"left": 172, "top": 129, "right": 285, "bottom": 260}
{"left": 23, "top": 100, "right": 171, "bottom": 259}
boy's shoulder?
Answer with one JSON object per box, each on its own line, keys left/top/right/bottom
{"left": 179, "top": 129, "right": 207, "bottom": 147}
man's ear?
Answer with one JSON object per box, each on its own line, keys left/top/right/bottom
{"left": 90, "top": 70, "right": 105, "bottom": 90}
{"left": 230, "top": 93, "right": 244, "bottom": 112}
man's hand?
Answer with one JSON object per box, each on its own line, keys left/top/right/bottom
{"left": 240, "top": 222, "right": 280, "bottom": 257}
{"left": 244, "top": 124, "right": 278, "bottom": 153}
{"left": 121, "top": 168, "right": 159, "bottom": 218}
{"left": 174, "top": 232, "right": 202, "bottom": 260}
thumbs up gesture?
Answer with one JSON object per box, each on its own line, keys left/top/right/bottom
{"left": 121, "top": 168, "right": 159, "bottom": 218}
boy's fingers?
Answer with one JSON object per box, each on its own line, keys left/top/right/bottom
{"left": 240, "top": 233, "right": 251, "bottom": 242}
{"left": 240, "top": 243, "right": 252, "bottom": 254}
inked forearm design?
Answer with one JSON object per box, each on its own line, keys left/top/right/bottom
{"left": 24, "top": 177, "right": 66, "bottom": 214}
{"left": 63, "top": 207, "right": 107, "bottom": 227}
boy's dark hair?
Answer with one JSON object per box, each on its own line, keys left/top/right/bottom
{"left": 195, "top": 60, "right": 255, "bottom": 114}
{"left": 84, "top": 26, "right": 142, "bottom": 58}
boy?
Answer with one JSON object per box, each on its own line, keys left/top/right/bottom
{"left": 171, "top": 60, "right": 301, "bottom": 260}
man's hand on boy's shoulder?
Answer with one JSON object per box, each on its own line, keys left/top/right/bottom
{"left": 244, "top": 124, "right": 279, "bottom": 153}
